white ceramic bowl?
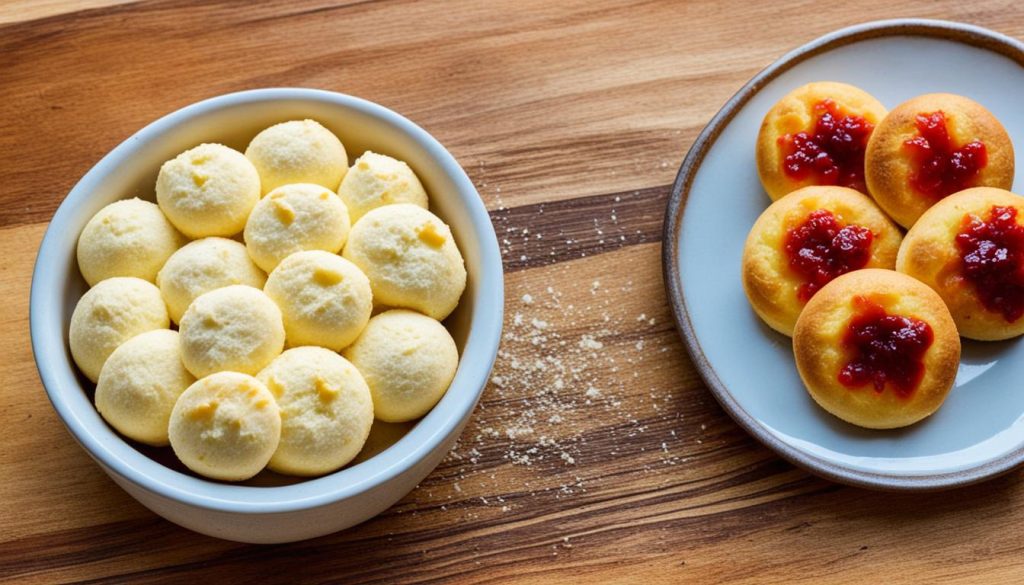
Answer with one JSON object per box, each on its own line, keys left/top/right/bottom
{"left": 30, "top": 88, "right": 504, "bottom": 543}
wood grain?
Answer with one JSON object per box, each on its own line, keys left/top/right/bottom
{"left": 5, "top": 1, "right": 1024, "bottom": 583}
{"left": 0, "top": 0, "right": 141, "bottom": 26}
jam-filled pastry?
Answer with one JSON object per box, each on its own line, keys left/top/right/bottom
{"left": 793, "top": 269, "right": 960, "bottom": 429}
{"left": 756, "top": 81, "right": 887, "bottom": 201}
{"left": 865, "top": 93, "right": 1014, "bottom": 228}
{"left": 897, "top": 187, "right": 1024, "bottom": 340}
{"left": 742, "top": 186, "right": 902, "bottom": 336}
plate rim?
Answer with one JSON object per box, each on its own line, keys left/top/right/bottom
{"left": 662, "top": 18, "right": 1024, "bottom": 491}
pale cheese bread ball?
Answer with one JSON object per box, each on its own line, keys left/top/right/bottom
{"left": 178, "top": 285, "right": 285, "bottom": 378}
{"left": 343, "top": 204, "right": 466, "bottom": 320}
{"left": 168, "top": 372, "right": 281, "bottom": 481}
{"left": 343, "top": 309, "right": 458, "bottom": 422}
{"left": 76, "top": 198, "right": 186, "bottom": 286}
{"left": 156, "top": 143, "right": 261, "bottom": 238}
{"left": 95, "top": 330, "right": 195, "bottom": 446}
{"left": 245, "top": 119, "right": 348, "bottom": 195}
{"left": 338, "top": 151, "right": 428, "bottom": 222}
{"left": 69, "top": 277, "right": 169, "bottom": 383}
{"left": 244, "top": 183, "right": 351, "bottom": 273}
{"left": 264, "top": 250, "right": 372, "bottom": 351}
{"left": 157, "top": 237, "right": 267, "bottom": 323}
{"left": 257, "top": 347, "right": 373, "bottom": 476}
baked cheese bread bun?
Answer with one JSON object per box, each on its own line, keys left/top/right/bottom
{"left": 793, "top": 269, "right": 960, "bottom": 429}
{"left": 865, "top": 93, "right": 1014, "bottom": 228}
{"left": 897, "top": 187, "right": 1024, "bottom": 340}
{"left": 756, "top": 81, "right": 886, "bottom": 201}
{"left": 743, "top": 186, "right": 902, "bottom": 336}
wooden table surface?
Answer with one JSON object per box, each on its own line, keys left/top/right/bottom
{"left": 4, "top": 1, "right": 1024, "bottom": 583}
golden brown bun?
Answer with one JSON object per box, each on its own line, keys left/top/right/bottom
{"left": 897, "top": 187, "right": 1024, "bottom": 340}
{"left": 865, "top": 93, "right": 1014, "bottom": 228}
{"left": 756, "top": 82, "right": 887, "bottom": 201}
{"left": 793, "top": 269, "right": 960, "bottom": 429}
{"left": 742, "top": 186, "right": 902, "bottom": 336}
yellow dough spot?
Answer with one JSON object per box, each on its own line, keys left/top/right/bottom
{"left": 315, "top": 376, "right": 338, "bottom": 402}
{"left": 189, "top": 401, "right": 219, "bottom": 421}
{"left": 191, "top": 154, "right": 211, "bottom": 165}
{"left": 274, "top": 200, "right": 296, "bottom": 225}
{"left": 202, "top": 314, "right": 219, "bottom": 328}
{"left": 109, "top": 220, "right": 132, "bottom": 237}
{"left": 864, "top": 292, "right": 901, "bottom": 308}
{"left": 192, "top": 172, "right": 208, "bottom": 187}
{"left": 265, "top": 376, "right": 284, "bottom": 397}
{"left": 313, "top": 266, "right": 343, "bottom": 286}
{"left": 417, "top": 222, "right": 446, "bottom": 248}
{"left": 255, "top": 398, "right": 270, "bottom": 410}
{"left": 319, "top": 191, "right": 331, "bottom": 200}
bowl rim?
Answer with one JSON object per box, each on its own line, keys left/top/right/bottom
{"left": 661, "top": 18, "right": 1024, "bottom": 491}
{"left": 30, "top": 87, "right": 504, "bottom": 513}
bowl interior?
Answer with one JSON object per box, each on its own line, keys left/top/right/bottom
{"left": 33, "top": 89, "right": 502, "bottom": 508}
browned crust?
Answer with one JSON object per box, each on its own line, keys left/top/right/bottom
{"left": 743, "top": 186, "right": 903, "bottom": 336}
{"left": 756, "top": 81, "right": 888, "bottom": 201}
{"left": 897, "top": 187, "right": 1024, "bottom": 340}
{"left": 792, "top": 269, "right": 961, "bottom": 429}
{"left": 865, "top": 93, "right": 1015, "bottom": 228}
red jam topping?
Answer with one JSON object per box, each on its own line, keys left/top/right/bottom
{"left": 784, "top": 209, "right": 874, "bottom": 302}
{"left": 956, "top": 205, "right": 1024, "bottom": 322}
{"left": 778, "top": 99, "right": 874, "bottom": 192}
{"left": 903, "top": 111, "right": 987, "bottom": 200}
{"left": 838, "top": 296, "right": 934, "bottom": 397}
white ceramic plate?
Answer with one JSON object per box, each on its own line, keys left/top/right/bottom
{"left": 663, "top": 19, "right": 1024, "bottom": 490}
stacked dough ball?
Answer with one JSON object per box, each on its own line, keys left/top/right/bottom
{"left": 747, "top": 82, "right": 1023, "bottom": 429}
{"left": 71, "top": 119, "right": 466, "bottom": 482}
